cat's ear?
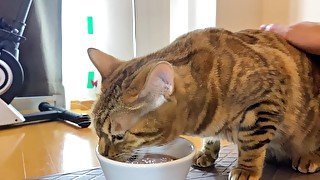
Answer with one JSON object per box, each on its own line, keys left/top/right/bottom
{"left": 87, "top": 48, "right": 122, "bottom": 78}
{"left": 139, "top": 62, "right": 174, "bottom": 104}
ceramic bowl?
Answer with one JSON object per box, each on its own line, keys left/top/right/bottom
{"left": 96, "top": 137, "right": 196, "bottom": 180}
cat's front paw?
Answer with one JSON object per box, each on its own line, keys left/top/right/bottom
{"left": 228, "top": 168, "right": 260, "bottom": 180}
{"left": 292, "top": 153, "right": 320, "bottom": 173}
{"left": 193, "top": 150, "right": 217, "bottom": 167}
{"left": 193, "top": 139, "right": 220, "bottom": 167}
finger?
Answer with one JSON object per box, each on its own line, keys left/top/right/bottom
{"left": 260, "top": 24, "right": 267, "bottom": 30}
{"left": 265, "top": 24, "right": 275, "bottom": 31}
{"left": 267, "top": 24, "right": 288, "bottom": 37}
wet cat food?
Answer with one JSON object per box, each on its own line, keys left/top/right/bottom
{"left": 125, "top": 153, "right": 177, "bottom": 164}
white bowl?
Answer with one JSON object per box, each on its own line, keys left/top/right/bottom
{"left": 96, "top": 137, "right": 196, "bottom": 180}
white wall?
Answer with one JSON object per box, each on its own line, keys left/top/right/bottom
{"left": 135, "top": 0, "right": 171, "bottom": 57}
{"left": 262, "top": 0, "right": 320, "bottom": 24}
{"left": 216, "top": 0, "right": 262, "bottom": 31}
{"left": 135, "top": 0, "right": 217, "bottom": 56}
{"left": 298, "top": 0, "right": 320, "bottom": 22}
{"left": 261, "top": 0, "right": 293, "bottom": 24}
{"left": 170, "top": 0, "right": 189, "bottom": 42}
{"left": 170, "top": 0, "right": 216, "bottom": 42}
{"left": 188, "top": 0, "right": 216, "bottom": 31}
{"left": 216, "top": 0, "right": 320, "bottom": 32}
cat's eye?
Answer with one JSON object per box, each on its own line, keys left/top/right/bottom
{"left": 111, "top": 134, "right": 124, "bottom": 142}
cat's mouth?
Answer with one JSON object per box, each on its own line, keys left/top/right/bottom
{"left": 106, "top": 144, "right": 135, "bottom": 161}
{"left": 108, "top": 151, "right": 137, "bottom": 162}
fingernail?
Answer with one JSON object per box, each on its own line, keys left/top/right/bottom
{"left": 260, "top": 24, "right": 267, "bottom": 30}
{"left": 265, "top": 24, "right": 274, "bottom": 31}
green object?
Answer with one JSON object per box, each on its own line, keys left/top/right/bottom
{"left": 87, "top": 71, "right": 94, "bottom": 88}
{"left": 87, "top": 16, "right": 94, "bottom": 34}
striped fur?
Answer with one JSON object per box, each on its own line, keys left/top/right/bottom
{"left": 89, "top": 28, "right": 320, "bottom": 180}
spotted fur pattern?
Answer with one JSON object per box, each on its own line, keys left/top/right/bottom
{"left": 89, "top": 28, "right": 320, "bottom": 180}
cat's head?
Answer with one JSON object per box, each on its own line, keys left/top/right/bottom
{"left": 88, "top": 48, "right": 184, "bottom": 161}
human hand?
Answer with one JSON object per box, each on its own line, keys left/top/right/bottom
{"left": 260, "top": 22, "right": 320, "bottom": 55}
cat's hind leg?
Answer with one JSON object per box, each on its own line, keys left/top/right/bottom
{"left": 230, "top": 102, "right": 282, "bottom": 180}
{"left": 292, "top": 150, "right": 320, "bottom": 173}
{"left": 291, "top": 104, "right": 320, "bottom": 173}
{"left": 193, "top": 137, "right": 220, "bottom": 167}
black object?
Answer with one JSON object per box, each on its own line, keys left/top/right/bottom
{"left": 23, "top": 102, "right": 91, "bottom": 128}
{"left": 0, "top": 0, "right": 30, "bottom": 103}
{"left": 0, "top": 49, "right": 24, "bottom": 104}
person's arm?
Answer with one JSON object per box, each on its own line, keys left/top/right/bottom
{"left": 260, "top": 22, "right": 320, "bottom": 55}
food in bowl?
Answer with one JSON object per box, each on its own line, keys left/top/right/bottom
{"left": 125, "top": 153, "right": 177, "bottom": 164}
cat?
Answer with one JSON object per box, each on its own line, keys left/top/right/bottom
{"left": 88, "top": 28, "right": 320, "bottom": 180}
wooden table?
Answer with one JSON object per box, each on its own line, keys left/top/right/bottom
{"left": 0, "top": 121, "right": 99, "bottom": 180}
{"left": 0, "top": 119, "right": 202, "bottom": 180}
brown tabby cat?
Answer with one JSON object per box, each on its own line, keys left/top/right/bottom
{"left": 88, "top": 28, "right": 320, "bottom": 180}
